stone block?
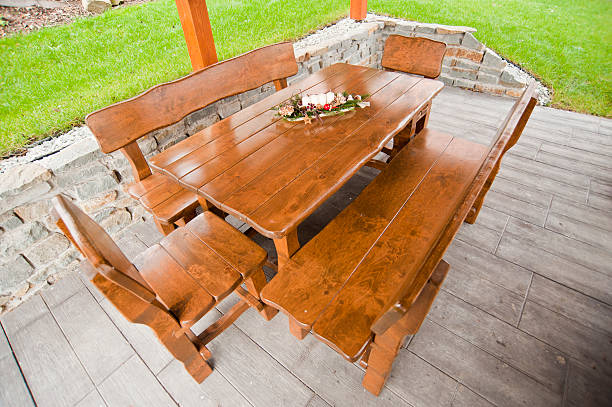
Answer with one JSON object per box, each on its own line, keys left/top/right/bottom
{"left": 217, "top": 96, "right": 241, "bottom": 119}
{"left": 40, "top": 134, "right": 102, "bottom": 172}
{"left": 500, "top": 70, "right": 527, "bottom": 88}
{"left": 137, "top": 136, "right": 157, "bottom": 156}
{"left": 396, "top": 25, "right": 415, "bottom": 36}
{"left": 475, "top": 83, "right": 506, "bottom": 96}
{"left": 74, "top": 172, "right": 119, "bottom": 200}
{"left": 0, "top": 255, "right": 34, "bottom": 293}
{"left": 0, "top": 211, "right": 23, "bottom": 231}
{"left": 13, "top": 200, "right": 52, "bottom": 223}
{"left": 184, "top": 104, "right": 219, "bottom": 132}
{"left": 0, "top": 222, "right": 49, "bottom": 259}
{"left": 436, "top": 25, "right": 475, "bottom": 34}
{"left": 55, "top": 161, "right": 109, "bottom": 188}
{"left": 0, "top": 163, "right": 52, "bottom": 199}
{"left": 482, "top": 49, "right": 507, "bottom": 70}
{"left": 477, "top": 72, "right": 500, "bottom": 84}
{"left": 99, "top": 208, "right": 131, "bottom": 235}
{"left": 454, "top": 78, "right": 476, "bottom": 89}
{"left": 455, "top": 59, "right": 480, "bottom": 70}
{"left": 23, "top": 233, "right": 70, "bottom": 267}
{"left": 81, "top": 190, "right": 118, "bottom": 213}
{"left": 462, "top": 32, "right": 485, "bottom": 51}
{"left": 414, "top": 23, "right": 436, "bottom": 34}
{"left": 445, "top": 46, "right": 484, "bottom": 63}
{"left": 439, "top": 75, "right": 454, "bottom": 86}
{"left": 479, "top": 66, "right": 504, "bottom": 76}
{"left": 449, "top": 67, "right": 478, "bottom": 81}
{"left": 506, "top": 88, "right": 526, "bottom": 98}
{"left": 154, "top": 124, "right": 188, "bottom": 151}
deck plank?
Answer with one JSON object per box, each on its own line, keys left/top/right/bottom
{"left": 75, "top": 390, "right": 107, "bottom": 407}
{"left": 409, "top": 320, "right": 562, "bottom": 407}
{"left": 48, "top": 289, "right": 134, "bottom": 384}
{"left": 1, "top": 295, "right": 94, "bottom": 407}
{"left": 0, "top": 327, "right": 34, "bottom": 406}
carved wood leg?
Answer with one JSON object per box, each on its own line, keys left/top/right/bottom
{"left": 414, "top": 103, "right": 431, "bottom": 136}
{"left": 273, "top": 229, "right": 300, "bottom": 270}
{"left": 362, "top": 324, "right": 405, "bottom": 395}
{"left": 245, "top": 268, "right": 279, "bottom": 321}
{"left": 465, "top": 161, "right": 501, "bottom": 224}
{"left": 289, "top": 318, "right": 308, "bottom": 340}
{"left": 154, "top": 218, "right": 175, "bottom": 236}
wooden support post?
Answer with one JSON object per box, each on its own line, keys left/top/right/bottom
{"left": 175, "top": 0, "right": 218, "bottom": 71}
{"left": 350, "top": 0, "right": 367, "bottom": 20}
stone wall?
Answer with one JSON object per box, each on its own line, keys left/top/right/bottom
{"left": 0, "top": 16, "right": 534, "bottom": 313}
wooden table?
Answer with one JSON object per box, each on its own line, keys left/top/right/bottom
{"left": 150, "top": 63, "right": 444, "bottom": 268}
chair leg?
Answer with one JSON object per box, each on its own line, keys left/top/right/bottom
{"left": 154, "top": 218, "right": 175, "bottom": 235}
{"left": 245, "top": 268, "right": 279, "bottom": 321}
{"left": 465, "top": 161, "right": 501, "bottom": 224}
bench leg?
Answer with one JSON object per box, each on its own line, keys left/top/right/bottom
{"left": 274, "top": 229, "right": 300, "bottom": 270}
{"left": 154, "top": 218, "right": 175, "bottom": 235}
{"left": 289, "top": 318, "right": 308, "bottom": 340}
{"left": 362, "top": 325, "right": 405, "bottom": 396}
{"left": 245, "top": 268, "right": 279, "bottom": 321}
{"left": 465, "top": 161, "right": 501, "bottom": 224}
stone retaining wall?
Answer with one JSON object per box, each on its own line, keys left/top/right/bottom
{"left": 0, "top": 16, "right": 533, "bottom": 313}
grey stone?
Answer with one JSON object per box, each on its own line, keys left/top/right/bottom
{"left": 479, "top": 66, "right": 504, "bottom": 76}
{"left": 0, "top": 211, "right": 23, "bottom": 231}
{"left": 438, "top": 75, "right": 454, "bottom": 86}
{"left": 13, "top": 200, "right": 52, "bottom": 223}
{"left": 0, "top": 222, "right": 49, "bottom": 259}
{"left": 0, "top": 181, "right": 53, "bottom": 214}
{"left": 500, "top": 70, "right": 526, "bottom": 87}
{"left": 40, "top": 134, "right": 102, "bottom": 172}
{"left": 437, "top": 33, "right": 464, "bottom": 45}
{"left": 477, "top": 72, "right": 500, "bottom": 84}
{"left": 454, "top": 78, "right": 476, "bottom": 89}
{"left": 137, "top": 137, "right": 157, "bottom": 156}
{"left": 82, "top": 0, "right": 110, "bottom": 13}
{"left": 396, "top": 25, "right": 415, "bottom": 36}
{"left": 0, "top": 163, "right": 52, "bottom": 199}
{"left": 23, "top": 233, "right": 71, "bottom": 267}
{"left": 414, "top": 24, "right": 436, "bottom": 34}
{"left": 462, "top": 32, "right": 485, "bottom": 51}
{"left": 99, "top": 208, "right": 132, "bottom": 235}
{"left": 55, "top": 162, "right": 109, "bottom": 188}
{"left": 0, "top": 255, "right": 34, "bottom": 292}
{"left": 74, "top": 172, "right": 119, "bottom": 200}
{"left": 455, "top": 59, "right": 480, "bottom": 70}
{"left": 482, "top": 50, "right": 506, "bottom": 70}
{"left": 183, "top": 104, "right": 218, "bottom": 132}
{"left": 217, "top": 96, "right": 241, "bottom": 119}
{"left": 449, "top": 67, "right": 478, "bottom": 81}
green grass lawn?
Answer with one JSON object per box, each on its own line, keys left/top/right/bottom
{"left": 1, "top": 0, "right": 610, "bottom": 156}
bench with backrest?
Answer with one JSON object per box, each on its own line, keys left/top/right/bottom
{"left": 260, "top": 82, "right": 537, "bottom": 395}
{"left": 85, "top": 42, "right": 298, "bottom": 235}
{"left": 51, "top": 194, "right": 277, "bottom": 383}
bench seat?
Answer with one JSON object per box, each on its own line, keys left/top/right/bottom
{"left": 260, "top": 129, "right": 488, "bottom": 361}
{"left": 127, "top": 172, "right": 200, "bottom": 224}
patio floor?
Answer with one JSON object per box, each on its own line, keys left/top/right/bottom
{"left": 1, "top": 86, "right": 611, "bottom": 407}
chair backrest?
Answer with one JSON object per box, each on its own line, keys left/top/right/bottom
{"left": 381, "top": 35, "right": 447, "bottom": 79}
{"left": 51, "top": 194, "right": 156, "bottom": 303}
{"left": 85, "top": 42, "right": 298, "bottom": 181}
{"left": 371, "top": 83, "right": 538, "bottom": 335}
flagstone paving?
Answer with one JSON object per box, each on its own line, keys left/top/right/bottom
{"left": 1, "top": 86, "right": 611, "bottom": 406}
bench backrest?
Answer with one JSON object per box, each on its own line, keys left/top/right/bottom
{"left": 85, "top": 42, "right": 298, "bottom": 181}
{"left": 51, "top": 194, "right": 156, "bottom": 304}
{"left": 372, "top": 82, "right": 538, "bottom": 335}
{"left": 381, "top": 35, "right": 447, "bottom": 79}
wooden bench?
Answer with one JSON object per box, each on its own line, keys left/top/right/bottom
{"left": 51, "top": 194, "right": 277, "bottom": 383}
{"left": 260, "top": 82, "right": 537, "bottom": 395}
{"left": 85, "top": 42, "right": 298, "bottom": 235}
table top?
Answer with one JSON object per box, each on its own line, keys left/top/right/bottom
{"left": 150, "top": 63, "right": 444, "bottom": 239}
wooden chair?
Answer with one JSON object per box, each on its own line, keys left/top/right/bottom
{"left": 50, "top": 194, "right": 278, "bottom": 383}
{"left": 85, "top": 42, "right": 298, "bottom": 235}
{"left": 260, "top": 83, "right": 537, "bottom": 395}
{"left": 382, "top": 35, "right": 447, "bottom": 79}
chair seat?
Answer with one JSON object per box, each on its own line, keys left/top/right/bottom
{"left": 134, "top": 211, "right": 268, "bottom": 327}
{"left": 127, "top": 173, "right": 199, "bottom": 223}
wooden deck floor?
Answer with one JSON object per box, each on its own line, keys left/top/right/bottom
{"left": 2, "top": 87, "right": 611, "bottom": 407}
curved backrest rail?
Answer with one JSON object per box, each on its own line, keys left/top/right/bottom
{"left": 381, "top": 35, "right": 447, "bottom": 79}
{"left": 86, "top": 42, "right": 298, "bottom": 154}
{"left": 371, "top": 82, "right": 538, "bottom": 335}
{"left": 51, "top": 194, "right": 156, "bottom": 302}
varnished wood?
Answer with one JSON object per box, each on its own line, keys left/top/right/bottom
{"left": 260, "top": 84, "right": 537, "bottom": 395}
{"left": 121, "top": 141, "right": 152, "bottom": 182}
{"left": 174, "top": 0, "right": 218, "bottom": 71}
{"left": 382, "top": 35, "right": 447, "bottom": 79}
{"left": 273, "top": 229, "right": 300, "bottom": 270}
{"left": 151, "top": 65, "right": 442, "bottom": 246}
{"left": 245, "top": 268, "right": 279, "bottom": 320}
{"left": 350, "top": 0, "right": 368, "bottom": 20}
{"left": 51, "top": 194, "right": 271, "bottom": 384}
{"left": 289, "top": 318, "right": 308, "bottom": 340}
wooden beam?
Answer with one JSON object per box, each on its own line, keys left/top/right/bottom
{"left": 350, "top": 0, "right": 367, "bottom": 20}
{"left": 175, "top": 0, "right": 218, "bottom": 71}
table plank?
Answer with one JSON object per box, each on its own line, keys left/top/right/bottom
{"left": 178, "top": 66, "right": 381, "bottom": 194}
{"left": 149, "top": 63, "right": 357, "bottom": 171}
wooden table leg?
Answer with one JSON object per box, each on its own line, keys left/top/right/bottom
{"left": 289, "top": 318, "right": 308, "bottom": 340}
{"left": 245, "top": 268, "right": 279, "bottom": 321}
{"left": 273, "top": 229, "right": 300, "bottom": 270}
